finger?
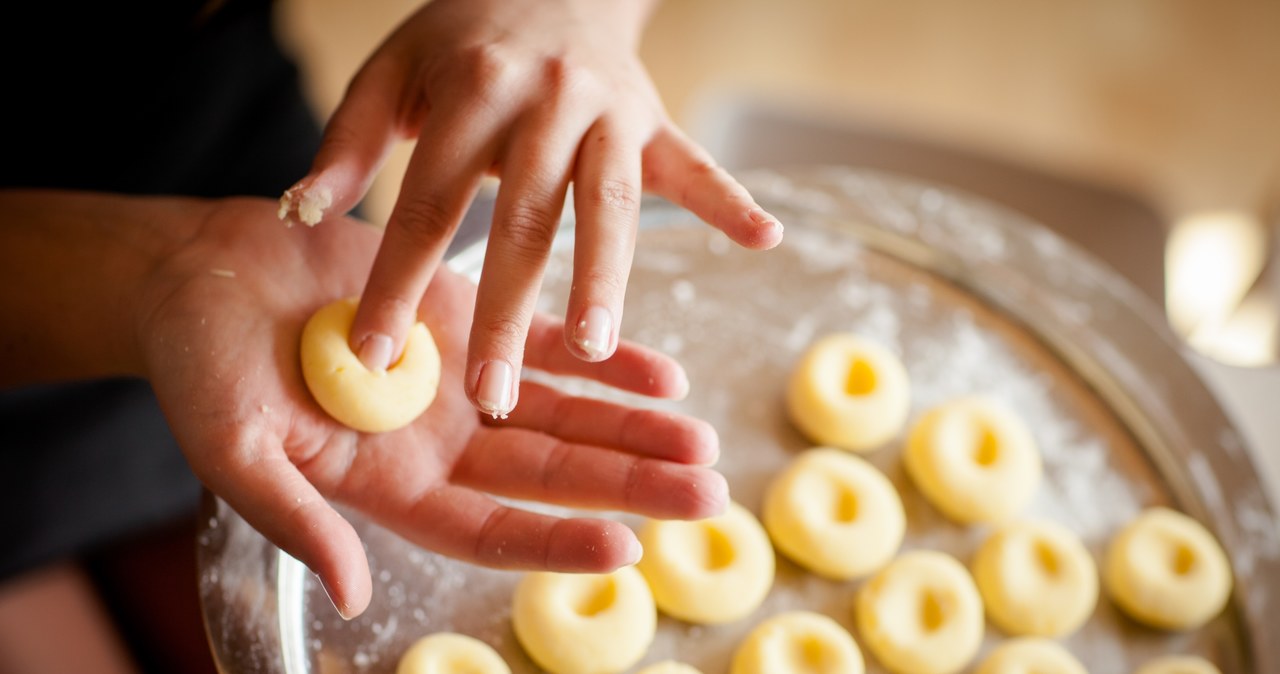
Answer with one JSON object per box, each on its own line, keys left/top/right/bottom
{"left": 199, "top": 436, "right": 371, "bottom": 620}
{"left": 452, "top": 428, "right": 728, "bottom": 520}
{"left": 394, "top": 485, "right": 641, "bottom": 572}
{"left": 564, "top": 117, "right": 643, "bottom": 361}
{"left": 642, "top": 125, "right": 784, "bottom": 250}
{"left": 348, "top": 101, "right": 504, "bottom": 372}
{"left": 523, "top": 313, "right": 690, "bottom": 399}
{"left": 280, "top": 58, "right": 417, "bottom": 226}
{"left": 466, "top": 113, "right": 590, "bottom": 418}
{"left": 487, "top": 381, "right": 719, "bottom": 465}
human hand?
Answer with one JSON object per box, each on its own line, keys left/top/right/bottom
{"left": 279, "top": 0, "right": 783, "bottom": 418}
{"left": 142, "top": 199, "right": 726, "bottom": 619}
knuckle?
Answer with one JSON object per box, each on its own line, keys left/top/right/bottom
{"left": 497, "top": 201, "right": 560, "bottom": 260}
{"left": 367, "top": 294, "right": 419, "bottom": 330}
{"left": 589, "top": 178, "right": 640, "bottom": 215}
{"left": 478, "top": 314, "right": 528, "bottom": 350}
{"left": 688, "top": 156, "right": 722, "bottom": 180}
{"left": 392, "top": 196, "right": 456, "bottom": 245}
{"left": 455, "top": 44, "right": 517, "bottom": 103}
{"left": 574, "top": 267, "right": 626, "bottom": 299}
{"left": 541, "top": 55, "right": 599, "bottom": 98}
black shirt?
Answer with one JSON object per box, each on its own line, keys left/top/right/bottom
{"left": 0, "top": 0, "right": 323, "bottom": 579}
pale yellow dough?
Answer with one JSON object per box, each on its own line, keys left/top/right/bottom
{"left": 763, "top": 448, "right": 905, "bottom": 580}
{"left": 396, "top": 633, "right": 510, "bottom": 674}
{"left": 973, "top": 638, "right": 1086, "bottom": 674}
{"left": 973, "top": 519, "right": 1098, "bottom": 637}
{"left": 1133, "top": 655, "right": 1222, "bottom": 674}
{"left": 786, "top": 334, "right": 910, "bottom": 452}
{"left": 855, "top": 551, "right": 984, "bottom": 674}
{"left": 1104, "top": 507, "right": 1232, "bottom": 631}
{"left": 636, "top": 501, "right": 775, "bottom": 625}
{"left": 300, "top": 297, "right": 441, "bottom": 433}
{"left": 730, "top": 611, "right": 865, "bottom": 674}
{"left": 637, "top": 662, "right": 704, "bottom": 674}
{"left": 511, "top": 566, "right": 656, "bottom": 674}
{"left": 903, "top": 396, "right": 1040, "bottom": 524}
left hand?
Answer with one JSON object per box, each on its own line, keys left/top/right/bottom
{"left": 141, "top": 198, "right": 725, "bottom": 619}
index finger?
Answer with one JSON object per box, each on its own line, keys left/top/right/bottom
{"left": 347, "top": 105, "right": 502, "bottom": 373}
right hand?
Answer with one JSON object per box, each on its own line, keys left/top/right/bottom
{"left": 280, "top": 0, "right": 783, "bottom": 419}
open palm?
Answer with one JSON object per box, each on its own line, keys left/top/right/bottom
{"left": 140, "top": 198, "right": 724, "bottom": 618}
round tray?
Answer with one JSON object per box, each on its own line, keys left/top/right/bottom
{"left": 199, "top": 166, "right": 1280, "bottom": 673}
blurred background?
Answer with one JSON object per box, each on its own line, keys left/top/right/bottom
{"left": 277, "top": 0, "right": 1278, "bottom": 472}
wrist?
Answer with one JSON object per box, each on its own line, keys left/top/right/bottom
{"left": 0, "top": 190, "right": 209, "bottom": 386}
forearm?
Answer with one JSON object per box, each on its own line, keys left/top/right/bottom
{"left": 0, "top": 189, "right": 208, "bottom": 387}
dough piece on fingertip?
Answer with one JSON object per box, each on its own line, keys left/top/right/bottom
{"left": 763, "top": 448, "right": 905, "bottom": 580}
{"left": 974, "top": 638, "right": 1086, "bottom": 674}
{"left": 637, "top": 501, "right": 775, "bottom": 624}
{"left": 973, "top": 519, "right": 1098, "bottom": 637}
{"left": 396, "top": 633, "right": 510, "bottom": 674}
{"left": 1104, "top": 507, "right": 1232, "bottom": 631}
{"left": 904, "top": 396, "right": 1040, "bottom": 524}
{"left": 512, "top": 566, "right": 656, "bottom": 674}
{"left": 731, "top": 611, "right": 865, "bottom": 674}
{"left": 300, "top": 297, "right": 440, "bottom": 433}
{"left": 786, "top": 334, "right": 910, "bottom": 452}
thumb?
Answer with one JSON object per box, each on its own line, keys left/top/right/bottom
{"left": 203, "top": 439, "right": 372, "bottom": 620}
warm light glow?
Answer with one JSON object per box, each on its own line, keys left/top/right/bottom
{"left": 1188, "top": 292, "right": 1280, "bottom": 367}
{"left": 1165, "top": 210, "right": 1274, "bottom": 365}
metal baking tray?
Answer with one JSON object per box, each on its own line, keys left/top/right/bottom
{"left": 199, "top": 166, "right": 1280, "bottom": 673}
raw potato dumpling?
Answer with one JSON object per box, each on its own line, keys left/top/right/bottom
{"left": 1133, "top": 655, "right": 1222, "bottom": 674}
{"left": 512, "top": 566, "right": 656, "bottom": 674}
{"left": 973, "top": 638, "right": 1086, "bottom": 674}
{"left": 637, "top": 662, "right": 704, "bottom": 674}
{"left": 903, "top": 396, "right": 1040, "bottom": 524}
{"left": 396, "top": 633, "right": 510, "bottom": 674}
{"left": 786, "top": 334, "right": 910, "bottom": 452}
{"left": 1104, "top": 507, "right": 1232, "bottom": 631}
{"left": 731, "top": 611, "right": 865, "bottom": 674}
{"left": 855, "top": 551, "right": 984, "bottom": 674}
{"left": 636, "top": 501, "right": 775, "bottom": 624}
{"left": 300, "top": 297, "right": 440, "bottom": 433}
{"left": 973, "top": 519, "right": 1098, "bottom": 637}
{"left": 763, "top": 448, "right": 905, "bottom": 580}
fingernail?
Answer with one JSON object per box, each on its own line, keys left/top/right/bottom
{"left": 573, "top": 306, "right": 614, "bottom": 361}
{"left": 318, "top": 575, "right": 354, "bottom": 621}
{"left": 624, "top": 535, "right": 643, "bottom": 566}
{"left": 477, "top": 360, "right": 514, "bottom": 418}
{"left": 357, "top": 333, "right": 393, "bottom": 373}
{"left": 749, "top": 208, "right": 784, "bottom": 240}
{"left": 672, "top": 367, "right": 691, "bottom": 401}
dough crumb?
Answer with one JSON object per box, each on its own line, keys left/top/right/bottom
{"left": 278, "top": 184, "right": 333, "bottom": 227}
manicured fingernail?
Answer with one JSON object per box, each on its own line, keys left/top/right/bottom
{"left": 574, "top": 306, "right": 614, "bottom": 361}
{"left": 672, "top": 367, "right": 691, "bottom": 401}
{"left": 624, "top": 535, "right": 643, "bottom": 566}
{"left": 477, "top": 360, "right": 514, "bottom": 418}
{"left": 749, "top": 208, "right": 784, "bottom": 242}
{"left": 357, "top": 333, "right": 393, "bottom": 373}
{"left": 318, "top": 575, "right": 354, "bottom": 621}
